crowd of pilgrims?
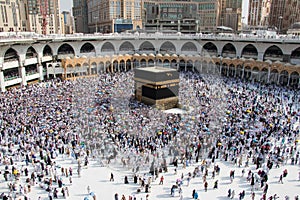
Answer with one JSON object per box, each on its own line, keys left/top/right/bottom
{"left": 0, "top": 70, "right": 299, "bottom": 200}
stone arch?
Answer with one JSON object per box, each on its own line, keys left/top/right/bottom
{"left": 202, "top": 42, "right": 218, "bottom": 56}
{"left": 236, "top": 64, "right": 243, "bottom": 78}
{"left": 181, "top": 42, "right": 197, "bottom": 52}
{"left": 58, "top": 43, "right": 75, "bottom": 55}
{"left": 4, "top": 48, "right": 19, "bottom": 62}
{"left": 202, "top": 60, "right": 208, "bottom": 73}
{"left": 119, "top": 60, "right": 125, "bottom": 72}
{"left": 26, "top": 46, "right": 37, "bottom": 59}
{"left": 80, "top": 42, "right": 95, "bottom": 53}
{"left": 244, "top": 66, "right": 252, "bottom": 80}
{"left": 131, "top": 59, "right": 138, "bottom": 68}
{"left": 163, "top": 59, "right": 170, "bottom": 68}
{"left": 65, "top": 64, "right": 73, "bottom": 78}
{"left": 112, "top": 60, "right": 118, "bottom": 72}
{"left": 228, "top": 64, "right": 235, "bottom": 77}
{"left": 253, "top": 66, "right": 259, "bottom": 71}
{"left": 101, "top": 42, "right": 115, "bottom": 52}
{"left": 139, "top": 41, "right": 155, "bottom": 52}
{"left": 126, "top": 59, "right": 132, "bottom": 71}
{"left": 160, "top": 41, "right": 176, "bottom": 54}
{"left": 278, "top": 70, "right": 288, "bottom": 85}
{"left": 291, "top": 47, "right": 300, "bottom": 58}
{"left": 241, "top": 44, "right": 258, "bottom": 59}
{"left": 263, "top": 45, "right": 283, "bottom": 61}
{"left": 222, "top": 43, "right": 236, "bottom": 58}
{"left": 252, "top": 66, "right": 260, "bottom": 82}
{"left": 72, "top": 63, "right": 81, "bottom": 77}
{"left": 290, "top": 71, "right": 299, "bottom": 87}
{"left": 194, "top": 60, "right": 201, "bottom": 72}
{"left": 178, "top": 59, "right": 186, "bottom": 71}
{"left": 290, "top": 47, "right": 300, "bottom": 65}
{"left": 98, "top": 62, "right": 105, "bottom": 73}
{"left": 186, "top": 59, "right": 193, "bottom": 71}
{"left": 260, "top": 68, "right": 269, "bottom": 83}
{"left": 270, "top": 69, "right": 279, "bottom": 84}
{"left": 119, "top": 41, "right": 135, "bottom": 53}
{"left": 140, "top": 59, "right": 147, "bottom": 67}
{"left": 206, "top": 61, "right": 215, "bottom": 74}
{"left": 105, "top": 61, "right": 112, "bottom": 73}
{"left": 3, "top": 48, "right": 20, "bottom": 80}
{"left": 90, "top": 62, "right": 97, "bottom": 74}
{"left": 221, "top": 63, "right": 228, "bottom": 76}
{"left": 148, "top": 59, "right": 154, "bottom": 66}
{"left": 82, "top": 63, "right": 90, "bottom": 75}
{"left": 157, "top": 59, "right": 163, "bottom": 65}
{"left": 171, "top": 59, "right": 177, "bottom": 69}
{"left": 43, "top": 45, "right": 53, "bottom": 56}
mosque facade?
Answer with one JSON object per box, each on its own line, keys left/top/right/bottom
{"left": 0, "top": 33, "right": 300, "bottom": 92}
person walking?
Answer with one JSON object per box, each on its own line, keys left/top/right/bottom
{"left": 252, "top": 192, "right": 255, "bottom": 200}
{"left": 213, "top": 180, "right": 218, "bottom": 189}
{"left": 279, "top": 174, "right": 283, "bottom": 184}
{"left": 204, "top": 181, "right": 208, "bottom": 192}
{"left": 159, "top": 176, "right": 164, "bottom": 185}
{"left": 231, "top": 190, "right": 235, "bottom": 199}
{"left": 114, "top": 193, "right": 119, "bottom": 200}
{"left": 194, "top": 191, "right": 199, "bottom": 200}
{"left": 110, "top": 173, "right": 114, "bottom": 182}
{"left": 87, "top": 186, "right": 90, "bottom": 194}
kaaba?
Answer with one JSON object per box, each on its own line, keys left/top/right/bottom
{"left": 134, "top": 67, "right": 179, "bottom": 110}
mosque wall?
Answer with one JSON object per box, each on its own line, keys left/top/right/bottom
{"left": 0, "top": 36, "right": 300, "bottom": 91}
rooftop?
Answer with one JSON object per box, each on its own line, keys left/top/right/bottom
{"left": 135, "top": 66, "right": 177, "bottom": 73}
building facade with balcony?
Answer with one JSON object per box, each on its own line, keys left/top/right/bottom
{"left": 142, "top": 0, "right": 220, "bottom": 33}
{"left": 219, "top": 0, "right": 243, "bottom": 31}
{"left": 247, "top": 0, "right": 271, "bottom": 27}
{"left": 287, "top": 22, "right": 300, "bottom": 36}
{"left": 0, "top": 0, "right": 61, "bottom": 34}
{"left": 61, "top": 11, "right": 75, "bottom": 34}
{"left": 73, "top": 0, "right": 89, "bottom": 33}
{"left": 268, "top": 0, "right": 300, "bottom": 33}
{"left": 86, "top": 0, "right": 142, "bottom": 33}
{"left": 26, "top": 0, "right": 61, "bottom": 34}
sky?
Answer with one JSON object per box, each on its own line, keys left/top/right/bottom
{"left": 60, "top": 0, "right": 73, "bottom": 12}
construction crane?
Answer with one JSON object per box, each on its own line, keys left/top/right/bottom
{"left": 39, "top": 0, "right": 48, "bottom": 35}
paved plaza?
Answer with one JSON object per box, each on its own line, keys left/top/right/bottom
{"left": 0, "top": 71, "right": 299, "bottom": 200}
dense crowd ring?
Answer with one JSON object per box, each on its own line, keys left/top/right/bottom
{"left": 0, "top": 71, "right": 299, "bottom": 200}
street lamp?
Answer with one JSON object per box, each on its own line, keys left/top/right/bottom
{"left": 196, "top": 20, "right": 199, "bottom": 33}
{"left": 278, "top": 16, "right": 283, "bottom": 34}
{"left": 94, "top": 16, "right": 98, "bottom": 33}
{"left": 14, "top": 5, "right": 19, "bottom": 34}
{"left": 142, "top": 8, "right": 147, "bottom": 31}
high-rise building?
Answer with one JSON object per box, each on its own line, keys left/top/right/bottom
{"left": 142, "top": 0, "right": 220, "bottom": 33}
{"left": 0, "top": 0, "right": 61, "bottom": 34}
{"left": 219, "top": 0, "right": 243, "bottom": 31}
{"left": 247, "top": 0, "right": 271, "bottom": 27}
{"left": 198, "top": 0, "right": 221, "bottom": 32}
{"left": 73, "top": 0, "right": 89, "bottom": 33}
{"left": 269, "top": 0, "right": 300, "bottom": 33}
{"left": 61, "top": 11, "right": 74, "bottom": 34}
{"left": 25, "top": 0, "right": 61, "bottom": 34}
{"left": 87, "top": 0, "right": 142, "bottom": 33}
{"left": 0, "top": 0, "right": 27, "bottom": 32}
